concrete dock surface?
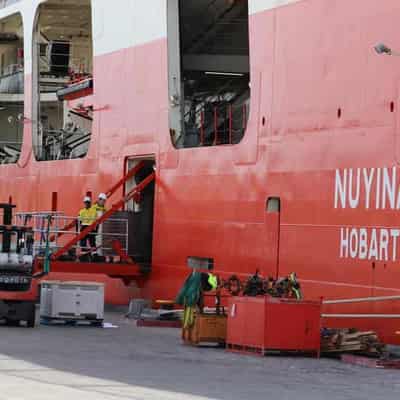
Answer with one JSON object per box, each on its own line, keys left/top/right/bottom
{"left": 0, "top": 311, "right": 398, "bottom": 400}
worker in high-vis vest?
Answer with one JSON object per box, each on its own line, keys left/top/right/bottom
{"left": 91, "top": 193, "right": 107, "bottom": 256}
{"left": 78, "top": 196, "right": 97, "bottom": 251}
{"left": 200, "top": 272, "right": 219, "bottom": 292}
{"left": 207, "top": 273, "right": 218, "bottom": 290}
{"left": 92, "top": 193, "right": 107, "bottom": 215}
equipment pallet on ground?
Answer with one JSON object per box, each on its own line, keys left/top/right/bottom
{"left": 40, "top": 317, "right": 103, "bottom": 327}
{"left": 226, "top": 343, "right": 320, "bottom": 358}
{"left": 226, "top": 343, "right": 265, "bottom": 356}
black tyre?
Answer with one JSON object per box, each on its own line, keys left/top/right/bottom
{"left": 26, "top": 305, "right": 36, "bottom": 328}
{"left": 6, "top": 319, "right": 20, "bottom": 327}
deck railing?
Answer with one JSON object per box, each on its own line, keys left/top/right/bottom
{"left": 15, "top": 212, "right": 129, "bottom": 259}
{"left": 0, "top": 0, "right": 20, "bottom": 9}
{"left": 322, "top": 295, "right": 400, "bottom": 319}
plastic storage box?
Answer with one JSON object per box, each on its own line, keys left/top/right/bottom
{"left": 40, "top": 281, "right": 104, "bottom": 321}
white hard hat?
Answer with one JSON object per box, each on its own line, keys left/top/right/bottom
{"left": 98, "top": 193, "right": 107, "bottom": 200}
{"left": 83, "top": 196, "right": 91, "bottom": 203}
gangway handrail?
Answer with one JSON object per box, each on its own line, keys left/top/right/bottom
{"left": 323, "top": 295, "right": 400, "bottom": 305}
{"left": 48, "top": 161, "right": 146, "bottom": 242}
{"left": 18, "top": 214, "right": 129, "bottom": 257}
{"left": 106, "top": 160, "right": 146, "bottom": 199}
{"left": 322, "top": 314, "right": 400, "bottom": 319}
{"left": 51, "top": 172, "right": 155, "bottom": 260}
{"left": 322, "top": 295, "right": 400, "bottom": 319}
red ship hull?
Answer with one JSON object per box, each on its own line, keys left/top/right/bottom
{"left": 0, "top": 0, "right": 400, "bottom": 343}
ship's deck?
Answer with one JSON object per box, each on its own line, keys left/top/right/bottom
{"left": 0, "top": 308, "right": 398, "bottom": 400}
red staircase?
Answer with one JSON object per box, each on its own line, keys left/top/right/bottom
{"left": 34, "top": 164, "right": 155, "bottom": 286}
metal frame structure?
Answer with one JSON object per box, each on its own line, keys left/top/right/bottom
{"left": 50, "top": 171, "right": 155, "bottom": 260}
{"left": 48, "top": 160, "right": 146, "bottom": 242}
{"left": 322, "top": 296, "right": 400, "bottom": 320}
{"left": 31, "top": 167, "right": 155, "bottom": 284}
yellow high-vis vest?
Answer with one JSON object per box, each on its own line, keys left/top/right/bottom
{"left": 208, "top": 274, "right": 218, "bottom": 290}
{"left": 79, "top": 207, "right": 97, "bottom": 226}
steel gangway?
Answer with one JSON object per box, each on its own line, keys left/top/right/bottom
{"left": 17, "top": 161, "right": 155, "bottom": 285}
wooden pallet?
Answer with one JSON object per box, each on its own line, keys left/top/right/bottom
{"left": 226, "top": 343, "right": 265, "bottom": 356}
{"left": 40, "top": 317, "right": 103, "bottom": 327}
{"left": 226, "top": 343, "right": 320, "bottom": 358}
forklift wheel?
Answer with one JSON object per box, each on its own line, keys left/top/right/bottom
{"left": 27, "top": 306, "right": 36, "bottom": 328}
{"left": 6, "top": 320, "right": 20, "bottom": 327}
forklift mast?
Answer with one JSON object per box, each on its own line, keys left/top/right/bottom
{"left": 0, "top": 203, "right": 36, "bottom": 327}
{"left": 0, "top": 203, "right": 16, "bottom": 253}
{"left": 0, "top": 203, "right": 34, "bottom": 292}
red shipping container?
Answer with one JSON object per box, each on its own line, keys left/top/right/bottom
{"left": 227, "top": 296, "right": 321, "bottom": 356}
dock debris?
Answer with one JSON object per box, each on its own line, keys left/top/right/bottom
{"left": 321, "top": 329, "right": 386, "bottom": 356}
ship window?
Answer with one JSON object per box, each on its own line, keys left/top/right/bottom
{"left": 0, "top": 13, "right": 24, "bottom": 165}
{"left": 32, "top": 0, "right": 93, "bottom": 161}
{"left": 267, "top": 198, "right": 281, "bottom": 213}
{"left": 168, "top": 0, "right": 250, "bottom": 149}
{"left": 187, "top": 256, "right": 214, "bottom": 271}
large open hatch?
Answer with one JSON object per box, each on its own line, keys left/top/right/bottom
{"left": 168, "top": 0, "right": 250, "bottom": 148}
{"left": 33, "top": 0, "right": 93, "bottom": 161}
{"left": 0, "top": 13, "right": 24, "bottom": 164}
{"left": 124, "top": 158, "right": 156, "bottom": 270}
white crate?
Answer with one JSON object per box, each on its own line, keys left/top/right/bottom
{"left": 40, "top": 281, "right": 104, "bottom": 320}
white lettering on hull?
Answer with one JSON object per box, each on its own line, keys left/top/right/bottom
{"left": 335, "top": 167, "right": 400, "bottom": 210}
{"left": 363, "top": 168, "right": 374, "bottom": 209}
{"left": 340, "top": 227, "right": 399, "bottom": 262}
{"left": 335, "top": 169, "right": 347, "bottom": 209}
{"left": 334, "top": 167, "right": 400, "bottom": 263}
{"left": 349, "top": 168, "right": 361, "bottom": 209}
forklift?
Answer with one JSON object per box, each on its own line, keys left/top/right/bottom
{"left": 0, "top": 203, "right": 36, "bottom": 327}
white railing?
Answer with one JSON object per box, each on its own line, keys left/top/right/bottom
{"left": 0, "top": 0, "right": 20, "bottom": 9}
{"left": 322, "top": 314, "right": 400, "bottom": 319}
{"left": 15, "top": 212, "right": 129, "bottom": 259}
{"left": 322, "top": 295, "right": 400, "bottom": 319}
{"left": 323, "top": 295, "right": 400, "bottom": 305}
